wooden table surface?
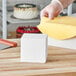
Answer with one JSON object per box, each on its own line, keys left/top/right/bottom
{"left": 0, "top": 39, "right": 76, "bottom": 76}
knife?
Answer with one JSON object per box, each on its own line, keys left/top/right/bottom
{"left": 0, "top": 39, "right": 17, "bottom": 50}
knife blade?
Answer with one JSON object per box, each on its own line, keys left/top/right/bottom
{"left": 0, "top": 39, "right": 17, "bottom": 50}
{"left": 0, "top": 43, "right": 12, "bottom": 50}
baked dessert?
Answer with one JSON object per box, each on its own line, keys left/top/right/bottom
{"left": 13, "top": 3, "right": 39, "bottom": 19}
{"left": 16, "top": 26, "right": 41, "bottom": 38}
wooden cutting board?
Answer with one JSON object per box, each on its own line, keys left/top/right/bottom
{"left": 0, "top": 39, "right": 76, "bottom": 76}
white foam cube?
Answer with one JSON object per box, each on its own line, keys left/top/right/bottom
{"left": 21, "top": 34, "right": 48, "bottom": 63}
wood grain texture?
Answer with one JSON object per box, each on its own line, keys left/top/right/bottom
{"left": 0, "top": 39, "right": 76, "bottom": 76}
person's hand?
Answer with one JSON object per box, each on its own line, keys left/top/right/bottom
{"left": 41, "top": 1, "right": 63, "bottom": 19}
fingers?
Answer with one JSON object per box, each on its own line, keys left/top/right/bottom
{"left": 40, "top": 3, "right": 61, "bottom": 19}
{"left": 40, "top": 10, "right": 48, "bottom": 18}
{"left": 41, "top": 7, "right": 55, "bottom": 19}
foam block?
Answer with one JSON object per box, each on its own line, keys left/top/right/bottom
{"left": 21, "top": 34, "right": 48, "bottom": 63}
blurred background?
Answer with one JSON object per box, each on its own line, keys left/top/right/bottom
{"left": 0, "top": 0, "right": 76, "bottom": 38}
